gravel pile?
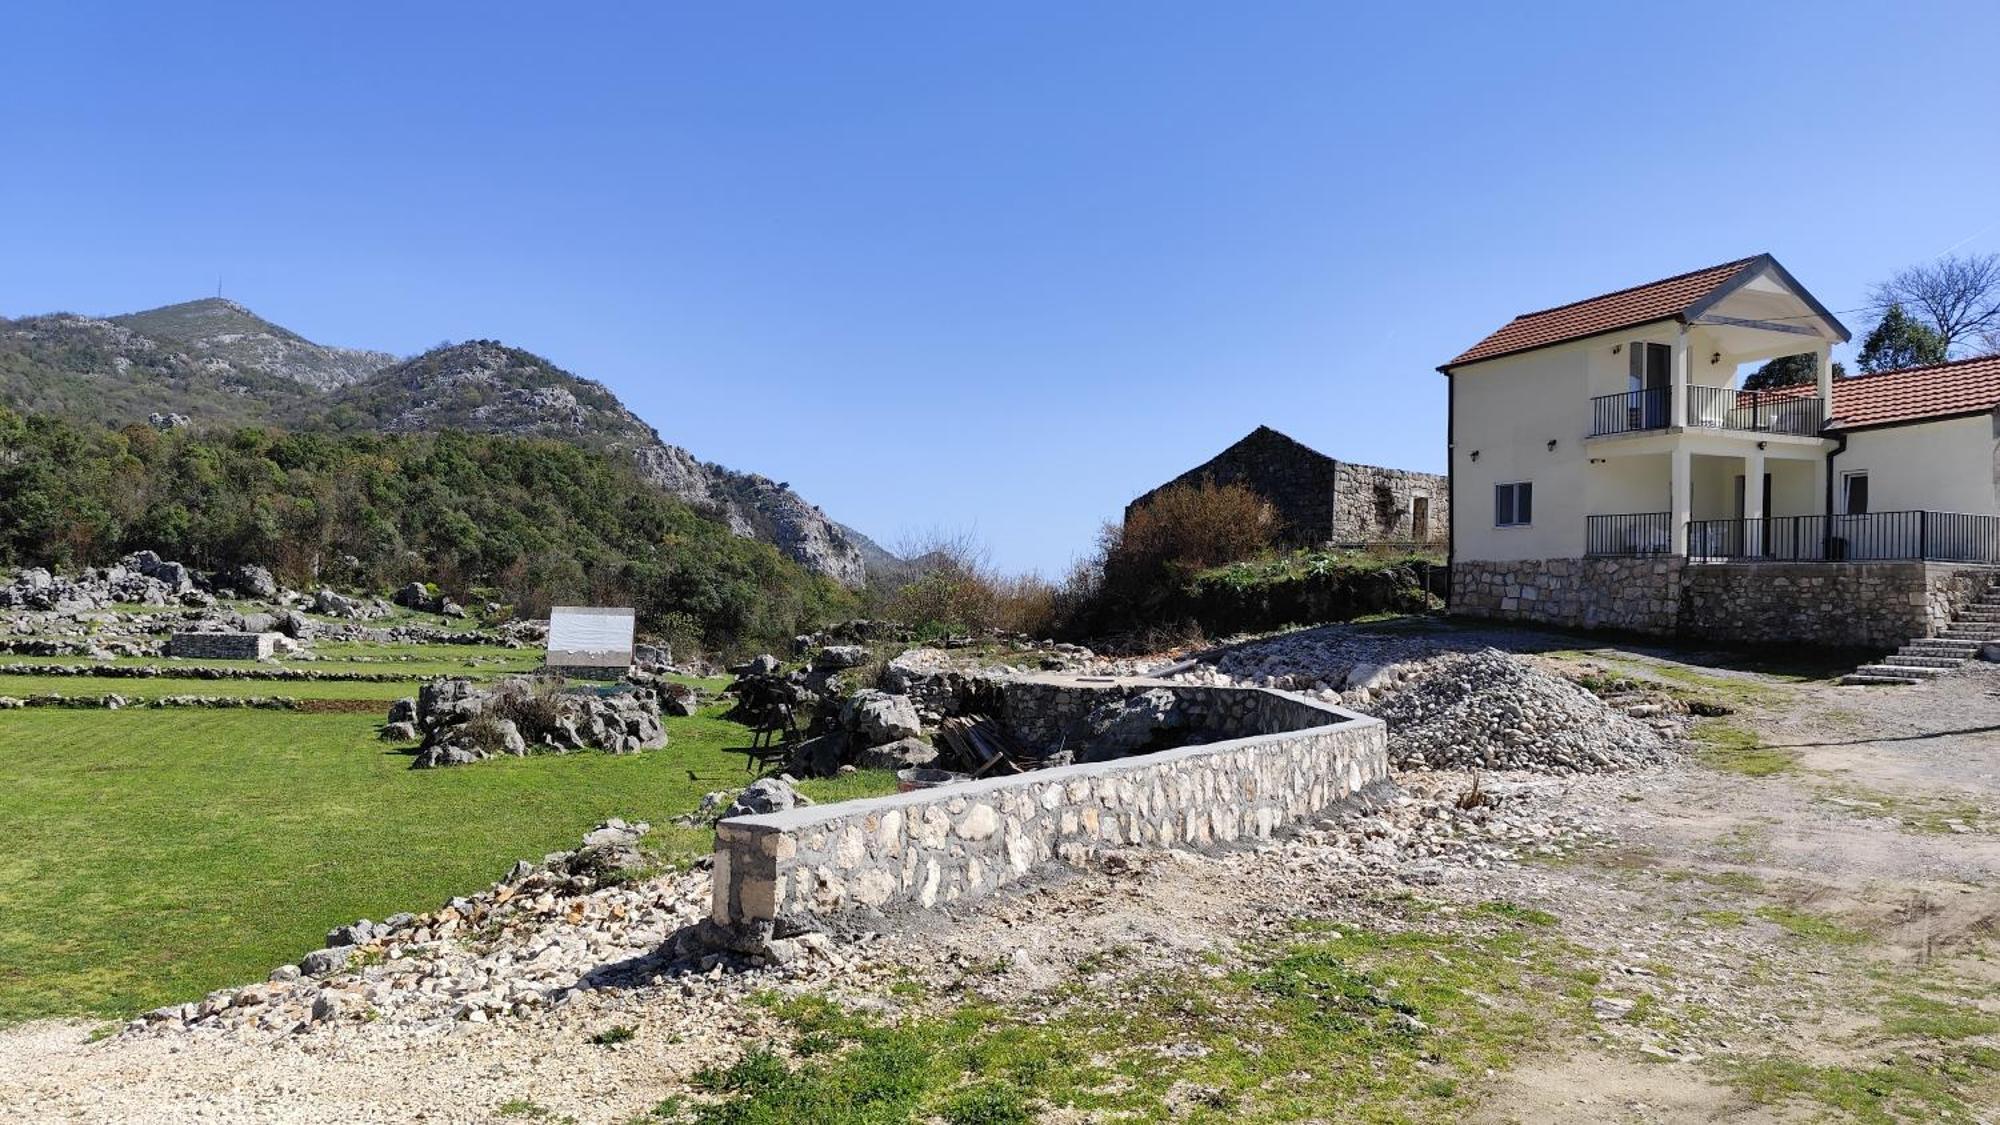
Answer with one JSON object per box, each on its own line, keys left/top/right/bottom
{"left": 1370, "top": 650, "right": 1674, "bottom": 774}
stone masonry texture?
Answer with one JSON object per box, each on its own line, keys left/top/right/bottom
{"left": 1452, "top": 558, "right": 1997, "bottom": 649}
{"left": 166, "top": 632, "right": 279, "bottom": 660}
{"left": 710, "top": 679, "right": 1388, "bottom": 932}
{"left": 1125, "top": 425, "right": 1447, "bottom": 548}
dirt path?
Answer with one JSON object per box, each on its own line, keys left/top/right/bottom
{"left": 2, "top": 634, "right": 1995, "bottom": 1122}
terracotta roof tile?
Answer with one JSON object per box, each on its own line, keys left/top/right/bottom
{"left": 1821, "top": 355, "right": 2000, "bottom": 429}
{"left": 1445, "top": 256, "right": 1763, "bottom": 369}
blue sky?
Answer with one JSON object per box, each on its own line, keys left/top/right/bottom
{"left": 4, "top": 2, "right": 1997, "bottom": 574}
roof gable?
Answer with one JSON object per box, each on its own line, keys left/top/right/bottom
{"left": 1441, "top": 254, "right": 1845, "bottom": 372}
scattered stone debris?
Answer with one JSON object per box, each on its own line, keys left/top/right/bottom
{"left": 121, "top": 819, "right": 857, "bottom": 1039}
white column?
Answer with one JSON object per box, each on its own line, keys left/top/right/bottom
{"left": 1814, "top": 343, "right": 1833, "bottom": 426}
{"left": 1671, "top": 445, "right": 1692, "bottom": 556}
{"left": 1744, "top": 448, "right": 1766, "bottom": 557}
{"left": 1671, "top": 327, "right": 1690, "bottom": 428}
{"left": 1811, "top": 455, "right": 1829, "bottom": 516}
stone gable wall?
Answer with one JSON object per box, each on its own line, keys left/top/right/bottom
{"left": 710, "top": 681, "right": 1387, "bottom": 935}
{"left": 1331, "top": 462, "right": 1451, "bottom": 547}
{"left": 1126, "top": 427, "right": 1341, "bottom": 546}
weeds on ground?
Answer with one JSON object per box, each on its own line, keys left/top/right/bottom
{"left": 647, "top": 910, "right": 1591, "bottom": 1124}
{"left": 1754, "top": 905, "right": 1867, "bottom": 945}
{"left": 1691, "top": 721, "right": 1798, "bottom": 777}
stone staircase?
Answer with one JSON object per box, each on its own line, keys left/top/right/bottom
{"left": 1844, "top": 580, "right": 2000, "bottom": 685}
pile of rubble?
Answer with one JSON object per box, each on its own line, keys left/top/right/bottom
{"left": 1368, "top": 650, "right": 1675, "bottom": 774}
{"left": 392, "top": 676, "right": 671, "bottom": 767}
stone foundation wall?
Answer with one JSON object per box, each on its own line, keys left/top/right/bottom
{"left": 167, "top": 632, "right": 278, "bottom": 660}
{"left": 1452, "top": 557, "right": 1997, "bottom": 649}
{"left": 1450, "top": 557, "right": 1683, "bottom": 633}
{"left": 1331, "top": 462, "right": 1450, "bottom": 547}
{"left": 1925, "top": 567, "right": 1996, "bottom": 636}
{"left": 710, "top": 681, "right": 1387, "bottom": 933}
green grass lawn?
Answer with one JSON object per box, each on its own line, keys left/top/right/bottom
{"left": 0, "top": 704, "right": 890, "bottom": 1024}
{"left": 0, "top": 673, "right": 422, "bottom": 702}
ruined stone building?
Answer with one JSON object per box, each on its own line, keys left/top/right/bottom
{"left": 1126, "top": 425, "right": 1449, "bottom": 548}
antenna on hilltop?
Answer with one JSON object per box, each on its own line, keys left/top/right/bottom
{"left": 216, "top": 274, "right": 223, "bottom": 300}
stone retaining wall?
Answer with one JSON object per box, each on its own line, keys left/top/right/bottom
{"left": 710, "top": 679, "right": 1387, "bottom": 936}
{"left": 1453, "top": 557, "right": 1997, "bottom": 649}
{"left": 166, "top": 632, "right": 278, "bottom": 660}
{"left": 1450, "top": 557, "right": 1683, "bottom": 633}
{"left": 1679, "top": 562, "right": 1996, "bottom": 648}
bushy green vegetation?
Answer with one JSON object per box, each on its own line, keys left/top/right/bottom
{"left": 1049, "top": 483, "right": 1440, "bottom": 642}
{"left": 0, "top": 407, "right": 856, "bottom": 655}
{"left": 0, "top": 693, "right": 893, "bottom": 1023}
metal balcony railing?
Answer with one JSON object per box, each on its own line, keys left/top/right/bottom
{"left": 1585, "top": 513, "right": 1673, "bottom": 556}
{"left": 1686, "top": 385, "right": 1824, "bottom": 435}
{"left": 1686, "top": 511, "right": 2000, "bottom": 563}
{"left": 1589, "top": 388, "right": 1671, "bottom": 436}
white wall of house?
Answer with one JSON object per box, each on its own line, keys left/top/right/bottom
{"left": 1453, "top": 340, "right": 1595, "bottom": 561}
{"left": 1837, "top": 413, "right": 2000, "bottom": 515}
{"left": 1585, "top": 454, "right": 1668, "bottom": 515}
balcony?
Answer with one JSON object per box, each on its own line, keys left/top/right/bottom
{"left": 1585, "top": 512, "right": 1673, "bottom": 556}
{"left": 1687, "top": 386, "right": 1824, "bottom": 435}
{"left": 1688, "top": 511, "right": 2000, "bottom": 564}
{"left": 1588, "top": 388, "right": 1670, "bottom": 437}
{"left": 1588, "top": 386, "right": 1825, "bottom": 438}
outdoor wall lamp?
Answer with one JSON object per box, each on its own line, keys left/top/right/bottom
{"left": 1469, "top": 450, "right": 1479, "bottom": 461}
{"left": 1546, "top": 439, "right": 1557, "bottom": 451}
{"left": 1757, "top": 441, "right": 1767, "bottom": 450}
{"left": 1711, "top": 351, "right": 1722, "bottom": 365}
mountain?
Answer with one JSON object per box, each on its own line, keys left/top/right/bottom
{"left": 332, "top": 341, "right": 870, "bottom": 585}
{"left": 110, "top": 299, "right": 397, "bottom": 391}
{"left": 0, "top": 301, "right": 889, "bottom": 586}
{"left": 0, "top": 310, "right": 316, "bottom": 428}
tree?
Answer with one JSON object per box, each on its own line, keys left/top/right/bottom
{"left": 1856, "top": 302, "right": 1949, "bottom": 374}
{"left": 1867, "top": 253, "right": 2000, "bottom": 356}
{"left": 1743, "top": 352, "right": 1846, "bottom": 391}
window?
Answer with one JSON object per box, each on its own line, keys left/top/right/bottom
{"left": 1495, "top": 482, "right": 1532, "bottom": 527}
{"left": 1842, "top": 472, "right": 1870, "bottom": 515}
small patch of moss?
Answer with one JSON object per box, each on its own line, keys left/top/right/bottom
{"left": 1692, "top": 722, "right": 1797, "bottom": 777}
{"left": 1879, "top": 993, "right": 2000, "bottom": 1041}
{"left": 1755, "top": 905, "right": 1867, "bottom": 945}
{"left": 1474, "top": 900, "right": 1558, "bottom": 927}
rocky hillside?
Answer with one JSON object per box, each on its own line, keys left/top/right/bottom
{"left": 334, "top": 342, "right": 869, "bottom": 585}
{"left": 110, "top": 299, "right": 397, "bottom": 391}
{"left": 0, "top": 302, "right": 880, "bottom": 586}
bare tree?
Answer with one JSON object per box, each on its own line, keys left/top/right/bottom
{"left": 1868, "top": 253, "right": 2000, "bottom": 357}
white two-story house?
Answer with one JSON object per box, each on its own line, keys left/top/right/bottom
{"left": 1439, "top": 253, "right": 2000, "bottom": 651}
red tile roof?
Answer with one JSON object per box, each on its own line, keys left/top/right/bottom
{"left": 1822, "top": 354, "right": 2000, "bottom": 429}
{"left": 1444, "top": 256, "right": 1764, "bottom": 370}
